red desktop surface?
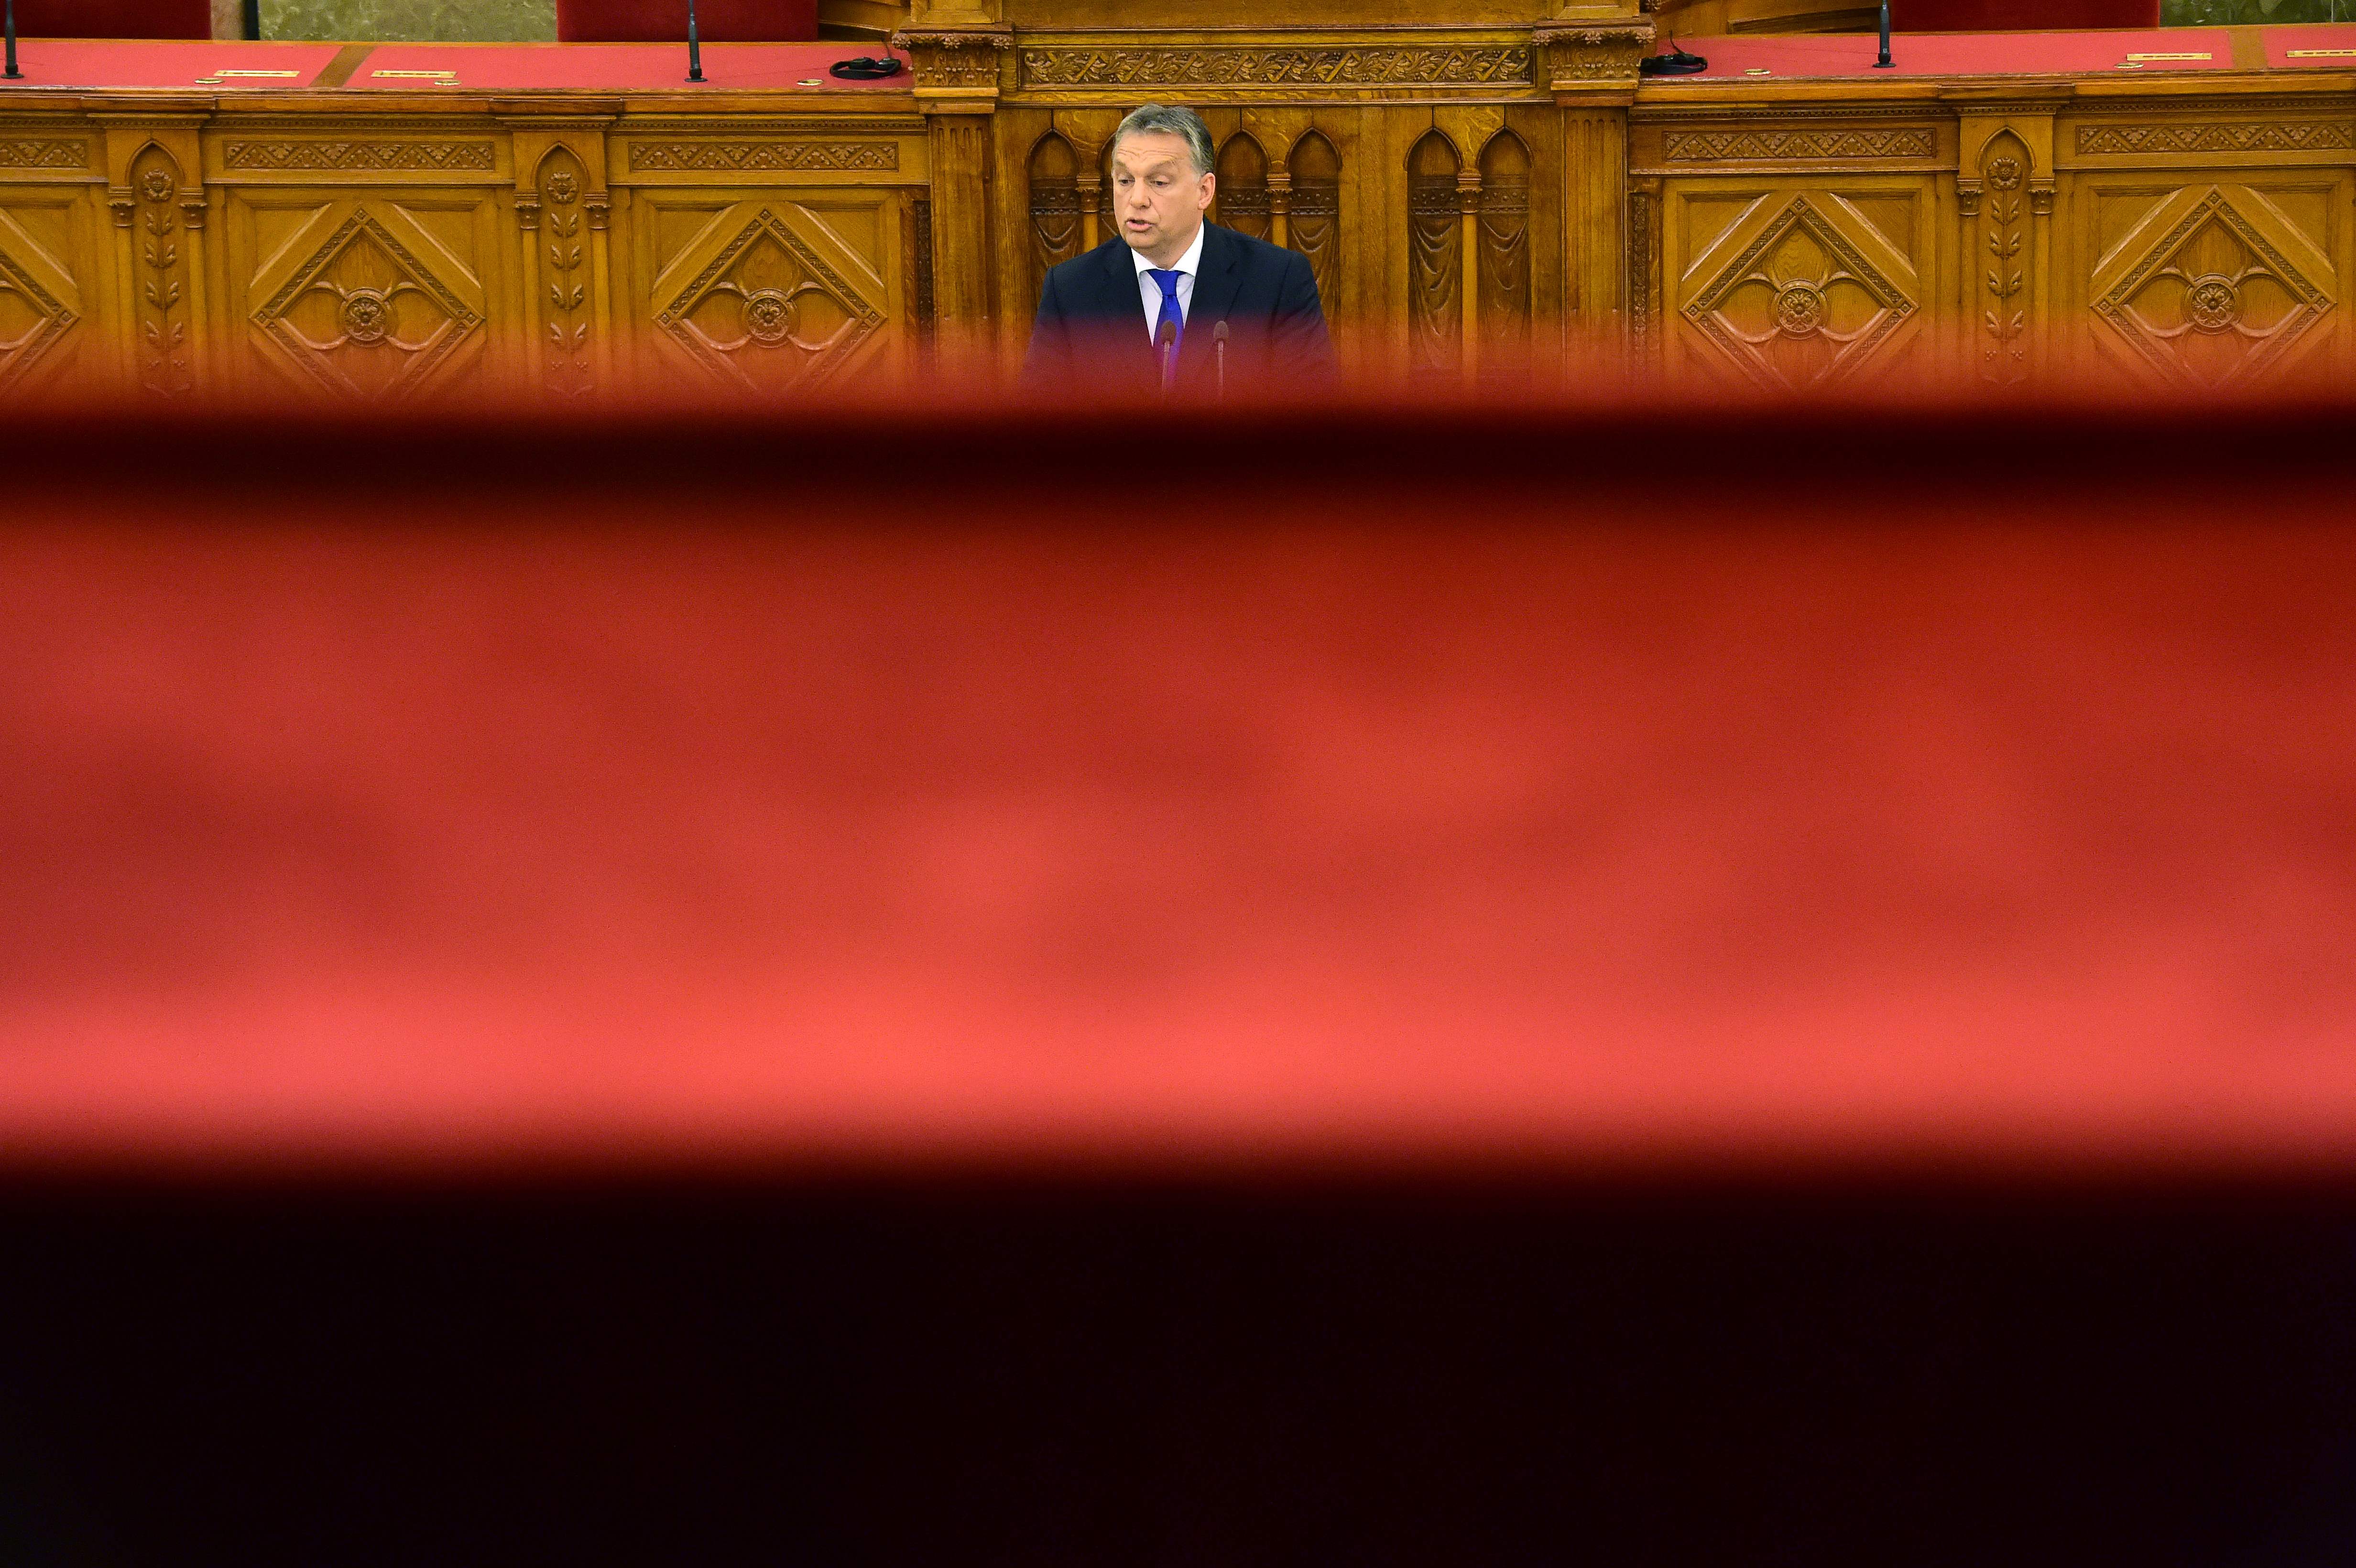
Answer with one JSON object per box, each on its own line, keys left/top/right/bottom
{"left": 345, "top": 41, "right": 903, "bottom": 90}
{"left": 557, "top": 0, "right": 818, "bottom": 43}
{"left": 1685, "top": 26, "right": 2231, "bottom": 77}
{"left": 8, "top": 0, "right": 211, "bottom": 37}
{"left": 2268, "top": 23, "right": 2356, "bottom": 65}
{"left": 0, "top": 39, "right": 345, "bottom": 87}
{"left": 1895, "top": 0, "right": 2158, "bottom": 27}
{"left": 3, "top": 394, "right": 2355, "bottom": 1179}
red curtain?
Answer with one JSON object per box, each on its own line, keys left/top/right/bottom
{"left": 11, "top": 0, "right": 212, "bottom": 38}
{"left": 1893, "top": 0, "right": 2160, "bottom": 27}
{"left": 556, "top": 0, "right": 819, "bottom": 43}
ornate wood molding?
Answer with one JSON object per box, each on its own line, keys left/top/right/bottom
{"left": 895, "top": 28, "right": 1014, "bottom": 106}
{"left": 538, "top": 155, "right": 593, "bottom": 399}
{"left": 1019, "top": 43, "right": 1534, "bottom": 94}
{"left": 1626, "top": 179, "right": 1659, "bottom": 358}
{"left": 1536, "top": 22, "right": 1652, "bottom": 103}
{"left": 128, "top": 149, "right": 194, "bottom": 397}
{"left": 2076, "top": 121, "right": 2356, "bottom": 155}
{"left": 630, "top": 142, "right": 900, "bottom": 172}
{"left": 0, "top": 139, "right": 89, "bottom": 169}
{"left": 222, "top": 141, "right": 498, "bottom": 172}
{"left": 1663, "top": 127, "right": 1935, "bottom": 162}
{"left": 0, "top": 239, "right": 77, "bottom": 394}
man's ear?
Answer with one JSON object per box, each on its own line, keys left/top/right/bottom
{"left": 1200, "top": 173, "right": 1217, "bottom": 210}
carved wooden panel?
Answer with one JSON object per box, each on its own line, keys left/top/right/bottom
{"left": 532, "top": 147, "right": 597, "bottom": 400}
{"left": 2083, "top": 181, "right": 2338, "bottom": 388}
{"left": 0, "top": 194, "right": 83, "bottom": 393}
{"left": 238, "top": 197, "right": 491, "bottom": 399}
{"left": 1027, "top": 131, "right": 1083, "bottom": 310}
{"left": 1478, "top": 130, "right": 1531, "bottom": 351}
{"left": 1215, "top": 133, "right": 1269, "bottom": 243}
{"left": 1407, "top": 130, "right": 1462, "bottom": 374}
{"left": 1018, "top": 44, "right": 1533, "bottom": 96}
{"left": 647, "top": 199, "right": 889, "bottom": 394}
{"left": 1095, "top": 137, "right": 1117, "bottom": 258}
{"left": 1972, "top": 131, "right": 2034, "bottom": 386}
{"left": 1286, "top": 128, "right": 1342, "bottom": 315}
{"left": 1670, "top": 185, "right": 1926, "bottom": 390}
{"left": 125, "top": 145, "right": 196, "bottom": 397}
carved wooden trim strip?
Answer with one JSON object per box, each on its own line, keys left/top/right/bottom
{"left": 629, "top": 142, "right": 900, "bottom": 172}
{"left": 0, "top": 139, "right": 89, "bottom": 169}
{"left": 1664, "top": 128, "right": 1936, "bottom": 162}
{"left": 224, "top": 141, "right": 498, "bottom": 171}
{"left": 1021, "top": 45, "right": 1532, "bottom": 90}
{"left": 1627, "top": 185, "right": 1658, "bottom": 356}
{"left": 2077, "top": 122, "right": 2356, "bottom": 154}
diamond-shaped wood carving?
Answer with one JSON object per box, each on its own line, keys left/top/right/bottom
{"left": 252, "top": 207, "right": 483, "bottom": 398}
{"left": 0, "top": 230, "right": 79, "bottom": 394}
{"left": 2092, "top": 185, "right": 2334, "bottom": 389}
{"left": 1681, "top": 194, "right": 1917, "bottom": 391}
{"left": 656, "top": 207, "right": 884, "bottom": 393}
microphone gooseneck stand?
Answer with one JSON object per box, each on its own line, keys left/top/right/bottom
{"left": 686, "top": 0, "right": 704, "bottom": 83}
{"left": 1875, "top": 0, "right": 1894, "bottom": 68}
{"left": 1156, "top": 318, "right": 1178, "bottom": 395}
{"left": 6, "top": 0, "right": 22, "bottom": 83}
{"left": 1212, "top": 320, "right": 1229, "bottom": 402}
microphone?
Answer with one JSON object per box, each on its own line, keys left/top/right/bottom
{"left": 1876, "top": 0, "right": 1893, "bottom": 68}
{"left": 5, "top": 0, "right": 21, "bottom": 82}
{"left": 1212, "top": 320, "right": 1229, "bottom": 401}
{"left": 1157, "top": 317, "right": 1178, "bottom": 393}
{"left": 686, "top": 0, "right": 704, "bottom": 83}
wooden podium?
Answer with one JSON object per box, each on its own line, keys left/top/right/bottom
{"left": 1, "top": 0, "right": 2352, "bottom": 400}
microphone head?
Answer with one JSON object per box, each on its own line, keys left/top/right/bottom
{"left": 1212, "top": 320, "right": 1231, "bottom": 343}
{"left": 1156, "top": 319, "right": 1178, "bottom": 347}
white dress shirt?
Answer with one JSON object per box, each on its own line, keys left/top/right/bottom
{"left": 1132, "top": 223, "right": 1206, "bottom": 344}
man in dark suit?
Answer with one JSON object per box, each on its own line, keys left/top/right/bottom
{"left": 1024, "top": 103, "right": 1335, "bottom": 394}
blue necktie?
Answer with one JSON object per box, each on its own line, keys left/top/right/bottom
{"left": 1147, "top": 268, "right": 1185, "bottom": 359}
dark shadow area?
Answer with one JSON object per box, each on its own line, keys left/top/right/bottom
{"left": 0, "top": 1183, "right": 2351, "bottom": 1567}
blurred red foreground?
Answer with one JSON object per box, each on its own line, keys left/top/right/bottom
{"left": 4, "top": 390, "right": 2354, "bottom": 1177}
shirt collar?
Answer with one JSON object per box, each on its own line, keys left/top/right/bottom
{"left": 1132, "top": 222, "right": 1208, "bottom": 279}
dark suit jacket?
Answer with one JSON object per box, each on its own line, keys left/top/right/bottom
{"left": 1023, "top": 223, "right": 1336, "bottom": 393}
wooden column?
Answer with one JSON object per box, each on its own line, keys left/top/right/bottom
{"left": 1537, "top": 20, "right": 1650, "bottom": 360}
{"left": 897, "top": 28, "right": 1011, "bottom": 348}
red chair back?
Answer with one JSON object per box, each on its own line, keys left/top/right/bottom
{"left": 1893, "top": 0, "right": 2160, "bottom": 26}
{"left": 11, "top": 0, "right": 212, "bottom": 37}
{"left": 556, "top": 0, "right": 819, "bottom": 43}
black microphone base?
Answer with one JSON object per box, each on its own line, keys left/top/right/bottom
{"left": 1640, "top": 49, "right": 1709, "bottom": 76}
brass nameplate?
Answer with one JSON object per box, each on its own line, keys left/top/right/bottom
{"left": 2287, "top": 48, "right": 2356, "bottom": 58}
{"left": 218, "top": 68, "right": 300, "bottom": 77}
{"left": 2125, "top": 52, "right": 2213, "bottom": 61}
{"left": 372, "top": 69, "right": 459, "bottom": 78}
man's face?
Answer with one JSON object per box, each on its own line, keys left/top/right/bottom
{"left": 1111, "top": 131, "right": 1214, "bottom": 267}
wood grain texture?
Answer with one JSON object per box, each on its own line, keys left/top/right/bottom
{"left": 10, "top": 7, "right": 2356, "bottom": 392}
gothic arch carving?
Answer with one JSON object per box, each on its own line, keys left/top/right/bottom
{"left": 1477, "top": 130, "right": 1531, "bottom": 353}
{"left": 1287, "top": 130, "right": 1342, "bottom": 311}
{"left": 1215, "top": 132, "right": 1269, "bottom": 242}
{"left": 1407, "top": 129, "right": 1462, "bottom": 373}
{"left": 1027, "top": 131, "right": 1082, "bottom": 308}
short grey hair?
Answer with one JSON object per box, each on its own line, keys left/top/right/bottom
{"left": 1112, "top": 104, "right": 1215, "bottom": 178}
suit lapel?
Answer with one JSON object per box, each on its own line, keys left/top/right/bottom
{"left": 1179, "top": 224, "right": 1245, "bottom": 379}
{"left": 1087, "top": 239, "right": 1157, "bottom": 377}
